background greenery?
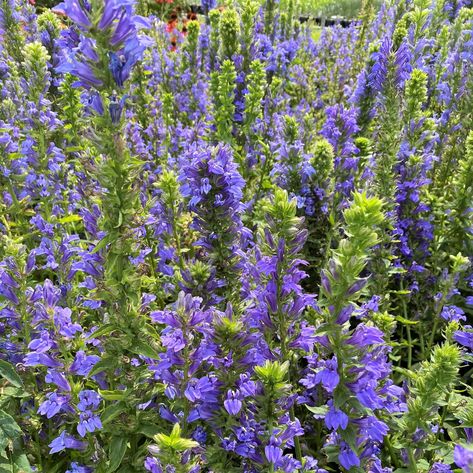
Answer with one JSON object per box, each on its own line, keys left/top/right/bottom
{"left": 34, "top": 0, "right": 379, "bottom": 19}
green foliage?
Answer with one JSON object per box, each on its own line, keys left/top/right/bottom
{"left": 391, "top": 343, "right": 463, "bottom": 470}
{"left": 21, "top": 42, "right": 50, "bottom": 104}
{"left": 0, "top": 361, "right": 22, "bottom": 389}
{"left": 211, "top": 59, "right": 237, "bottom": 143}
{"left": 243, "top": 60, "right": 266, "bottom": 135}
{"left": 445, "top": 131, "right": 473, "bottom": 255}
{"left": 57, "top": 74, "right": 83, "bottom": 141}
{"left": 182, "top": 20, "right": 200, "bottom": 71}
{"left": 321, "top": 193, "right": 384, "bottom": 305}
{"left": 219, "top": 8, "right": 241, "bottom": 60}
{"left": 310, "top": 138, "right": 335, "bottom": 192}
{"left": 147, "top": 424, "right": 199, "bottom": 472}
{"left": 0, "top": 361, "right": 32, "bottom": 473}
{"left": 405, "top": 69, "right": 428, "bottom": 122}
{"left": 258, "top": 188, "right": 301, "bottom": 243}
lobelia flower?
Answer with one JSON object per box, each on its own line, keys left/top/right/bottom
{"left": 441, "top": 305, "right": 467, "bottom": 322}
{"left": 339, "top": 441, "right": 360, "bottom": 470}
{"left": 180, "top": 144, "right": 246, "bottom": 301}
{"left": 48, "top": 431, "right": 87, "bottom": 454}
{"left": 265, "top": 444, "right": 283, "bottom": 464}
{"left": 109, "top": 38, "right": 147, "bottom": 87}
{"left": 54, "top": 0, "right": 149, "bottom": 90}
{"left": 148, "top": 292, "right": 219, "bottom": 425}
{"left": 429, "top": 463, "right": 454, "bottom": 473}
{"left": 69, "top": 350, "right": 101, "bottom": 376}
{"left": 76, "top": 390, "right": 102, "bottom": 437}
{"left": 223, "top": 389, "right": 243, "bottom": 415}
{"left": 77, "top": 409, "right": 102, "bottom": 437}
{"left": 46, "top": 369, "right": 72, "bottom": 392}
{"left": 454, "top": 444, "right": 473, "bottom": 473}
{"left": 454, "top": 327, "right": 473, "bottom": 352}
{"left": 108, "top": 91, "right": 127, "bottom": 124}
{"left": 65, "top": 463, "right": 93, "bottom": 473}
{"left": 38, "top": 392, "right": 73, "bottom": 419}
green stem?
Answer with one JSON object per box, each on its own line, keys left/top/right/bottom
{"left": 407, "top": 447, "right": 418, "bottom": 473}
{"left": 400, "top": 282, "right": 412, "bottom": 369}
{"left": 276, "top": 269, "right": 302, "bottom": 462}
{"left": 384, "top": 435, "right": 400, "bottom": 469}
{"left": 406, "top": 326, "right": 413, "bottom": 369}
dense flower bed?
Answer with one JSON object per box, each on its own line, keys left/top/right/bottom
{"left": 0, "top": 0, "right": 473, "bottom": 472}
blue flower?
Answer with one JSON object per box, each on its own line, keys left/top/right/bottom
{"left": 54, "top": 0, "right": 91, "bottom": 29}
{"left": 69, "top": 351, "right": 100, "bottom": 376}
{"left": 454, "top": 444, "right": 473, "bottom": 473}
{"left": 314, "top": 357, "right": 340, "bottom": 393}
{"left": 454, "top": 329, "right": 473, "bottom": 351}
{"left": 224, "top": 390, "right": 243, "bottom": 415}
{"left": 325, "top": 402, "right": 349, "bottom": 430}
{"left": 38, "top": 393, "right": 72, "bottom": 419}
{"left": 48, "top": 431, "right": 87, "bottom": 454}
{"left": 57, "top": 59, "right": 103, "bottom": 88}
{"left": 429, "top": 462, "right": 453, "bottom": 473}
{"left": 77, "top": 390, "right": 102, "bottom": 411}
{"left": 66, "top": 463, "right": 93, "bottom": 473}
{"left": 77, "top": 410, "right": 102, "bottom": 437}
{"left": 441, "top": 305, "right": 466, "bottom": 322}
{"left": 265, "top": 445, "right": 283, "bottom": 464}
{"left": 24, "top": 352, "right": 63, "bottom": 369}
{"left": 45, "top": 370, "right": 71, "bottom": 392}
{"left": 339, "top": 442, "right": 360, "bottom": 470}
{"left": 109, "top": 93, "right": 127, "bottom": 124}
{"left": 109, "top": 38, "right": 145, "bottom": 87}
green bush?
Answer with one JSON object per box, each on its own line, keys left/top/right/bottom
{"left": 299, "top": 0, "right": 381, "bottom": 18}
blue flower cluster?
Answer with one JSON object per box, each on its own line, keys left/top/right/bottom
{"left": 0, "top": 0, "right": 473, "bottom": 472}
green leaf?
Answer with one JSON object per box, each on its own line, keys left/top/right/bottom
{"left": 65, "top": 146, "right": 84, "bottom": 152}
{"left": 87, "top": 358, "right": 117, "bottom": 378}
{"left": 127, "top": 341, "right": 160, "bottom": 359}
{"left": 87, "top": 324, "right": 116, "bottom": 340}
{"left": 137, "top": 423, "right": 161, "bottom": 438}
{"left": 109, "top": 437, "right": 127, "bottom": 472}
{"left": 0, "top": 451, "right": 11, "bottom": 473}
{"left": 91, "top": 235, "right": 111, "bottom": 254}
{"left": 154, "top": 424, "right": 199, "bottom": 451}
{"left": 394, "top": 315, "right": 419, "bottom": 326}
{"left": 99, "top": 390, "right": 128, "bottom": 401}
{"left": 117, "top": 467, "right": 135, "bottom": 473}
{"left": 114, "top": 211, "right": 123, "bottom": 229}
{"left": 0, "top": 457, "right": 11, "bottom": 473}
{"left": 0, "top": 361, "right": 23, "bottom": 388}
{"left": 11, "top": 438, "right": 32, "bottom": 473}
{"left": 58, "top": 214, "right": 82, "bottom": 224}
{"left": 0, "top": 411, "right": 22, "bottom": 450}
{"left": 305, "top": 405, "right": 329, "bottom": 417}
{"left": 416, "top": 459, "right": 430, "bottom": 471}
{"left": 101, "top": 402, "right": 127, "bottom": 425}
{"left": 0, "top": 388, "right": 29, "bottom": 399}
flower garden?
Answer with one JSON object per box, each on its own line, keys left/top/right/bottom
{"left": 0, "top": 0, "right": 472, "bottom": 472}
